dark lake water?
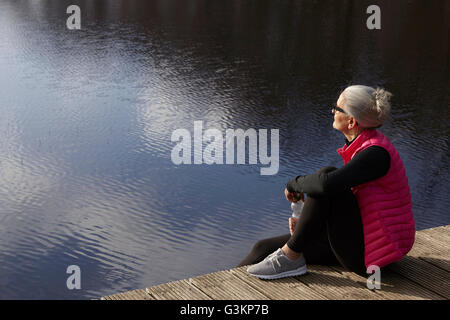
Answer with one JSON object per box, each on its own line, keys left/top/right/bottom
{"left": 0, "top": 0, "right": 448, "bottom": 299}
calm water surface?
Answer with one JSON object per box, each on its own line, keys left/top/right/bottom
{"left": 0, "top": 0, "right": 449, "bottom": 299}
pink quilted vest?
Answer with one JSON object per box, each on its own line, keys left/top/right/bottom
{"left": 337, "top": 129, "right": 415, "bottom": 269}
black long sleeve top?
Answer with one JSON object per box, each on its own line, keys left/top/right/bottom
{"left": 286, "top": 139, "right": 391, "bottom": 197}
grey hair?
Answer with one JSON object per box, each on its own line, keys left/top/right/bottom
{"left": 341, "top": 85, "right": 392, "bottom": 128}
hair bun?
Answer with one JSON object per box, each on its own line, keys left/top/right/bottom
{"left": 373, "top": 87, "right": 392, "bottom": 122}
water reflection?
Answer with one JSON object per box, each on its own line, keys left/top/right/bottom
{"left": 0, "top": 0, "right": 448, "bottom": 299}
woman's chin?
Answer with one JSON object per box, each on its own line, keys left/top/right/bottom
{"left": 332, "top": 124, "right": 344, "bottom": 133}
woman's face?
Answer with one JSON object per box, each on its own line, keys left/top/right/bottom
{"left": 332, "top": 94, "right": 351, "bottom": 132}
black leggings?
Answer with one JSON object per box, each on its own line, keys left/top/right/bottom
{"left": 238, "top": 166, "right": 367, "bottom": 276}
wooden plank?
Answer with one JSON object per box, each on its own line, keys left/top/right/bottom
{"left": 127, "top": 289, "right": 154, "bottom": 300}
{"left": 409, "top": 232, "right": 450, "bottom": 271}
{"left": 146, "top": 279, "right": 211, "bottom": 300}
{"left": 419, "top": 225, "right": 450, "bottom": 243}
{"left": 331, "top": 266, "right": 444, "bottom": 300}
{"left": 102, "top": 293, "right": 123, "bottom": 300}
{"left": 230, "top": 266, "right": 327, "bottom": 300}
{"left": 188, "top": 269, "right": 271, "bottom": 300}
{"left": 101, "top": 289, "right": 152, "bottom": 300}
{"left": 377, "top": 269, "right": 446, "bottom": 300}
{"left": 293, "top": 265, "right": 380, "bottom": 300}
{"left": 386, "top": 256, "right": 450, "bottom": 299}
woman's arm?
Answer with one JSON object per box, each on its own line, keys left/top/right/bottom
{"left": 286, "top": 146, "right": 390, "bottom": 196}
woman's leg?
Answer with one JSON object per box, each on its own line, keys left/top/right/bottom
{"left": 326, "top": 187, "right": 366, "bottom": 276}
{"left": 285, "top": 184, "right": 333, "bottom": 253}
{"left": 237, "top": 229, "right": 339, "bottom": 267}
{"left": 237, "top": 234, "right": 290, "bottom": 267}
{"left": 285, "top": 166, "right": 365, "bottom": 275}
{"left": 239, "top": 166, "right": 365, "bottom": 276}
{"left": 238, "top": 166, "right": 340, "bottom": 267}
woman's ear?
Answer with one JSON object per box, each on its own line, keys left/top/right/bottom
{"left": 348, "top": 117, "right": 358, "bottom": 129}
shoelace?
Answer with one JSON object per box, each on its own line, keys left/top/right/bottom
{"left": 268, "top": 253, "right": 282, "bottom": 271}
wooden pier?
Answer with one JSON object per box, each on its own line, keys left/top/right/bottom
{"left": 102, "top": 225, "right": 449, "bottom": 300}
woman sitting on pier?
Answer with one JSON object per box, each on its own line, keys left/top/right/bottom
{"left": 239, "top": 85, "right": 416, "bottom": 279}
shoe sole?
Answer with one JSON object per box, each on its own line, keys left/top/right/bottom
{"left": 249, "top": 265, "right": 308, "bottom": 280}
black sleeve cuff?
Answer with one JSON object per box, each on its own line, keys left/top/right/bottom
{"left": 286, "top": 176, "right": 303, "bottom": 194}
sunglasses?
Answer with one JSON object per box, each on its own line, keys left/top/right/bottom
{"left": 331, "top": 106, "right": 359, "bottom": 125}
{"left": 331, "top": 106, "right": 347, "bottom": 114}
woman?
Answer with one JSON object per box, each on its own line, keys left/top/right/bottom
{"left": 238, "top": 85, "right": 415, "bottom": 279}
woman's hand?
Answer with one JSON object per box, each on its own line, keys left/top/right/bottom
{"left": 285, "top": 188, "right": 296, "bottom": 202}
{"left": 289, "top": 217, "right": 299, "bottom": 235}
{"left": 284, "top": 188, "right": 304, "bottom": 203}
